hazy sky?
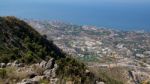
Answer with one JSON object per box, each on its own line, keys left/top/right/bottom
{"left": 31, "top": 0, "right": 150, "bottom": 2}
{"left": 44, "top": 0, "right": 150, "bottom": 3}
{"left": 1, "top": 0, "right": 150, "bottom": 7}
{"left": 2, "top": 0, "right": 150, "bottom": 4}
{"left": 0, "top": 0, "right": 150, "bottom": 31}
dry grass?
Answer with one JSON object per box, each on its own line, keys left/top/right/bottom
{"left": 31, "top": 64, "right": 45, "bottom": 75}
{"left": 0, "top": 66, "right": 34, "bottom": 83}
{"left": 89, "top": 66, "right": 128, "bottom": 84}
{"left": 6, "top": 67, "right": 28, "bottom": 83}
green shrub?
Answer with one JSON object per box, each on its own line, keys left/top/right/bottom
{"left": 0, "top": 69, "right": 7, "bottom": 79}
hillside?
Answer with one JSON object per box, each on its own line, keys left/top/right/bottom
{"left": 0, "top": 17, "right": 68, "bottom": 63}
{"left": 0, "top": 16, "right": 103, "bottom": 84}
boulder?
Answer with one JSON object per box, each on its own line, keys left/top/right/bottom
{"left": 17, "top": 63, "right": 25, "bottom": 67}
{"left": 43, "top": 70, "right": 52, "bottom": 78}
{"left": 8, "top": 62, "right": 24, "bottom": 67}
{"left": 0, "top": 63, "right": 6, "bottom": 68}
{"left": 52, "top": 64, "right": 58, "bottom": 78}
{"left": 46, "top": 58, "right": 55, "bottom": 69}
{"left": 54, "top": 64, "right": 58, "bottom": 69}
{"left": 51, "top": 69, "right": 56, "bottom": 78}
{"left": 17, "top": 79, "right": 39, "bottom": 84}
{"left": 85, "top": 69, "right": 90, "bottom": 73}
{"left": 96, "top": 81, "right": 105, "bottom": 84}
{"left": 13, "top": 60, "right": 19, "bottom": 64}
{"left": 32, "top": 76, "right": 45, "bottom": 82}
{"left": 17, "top": 79, "right": 32, "bottom": 84}
{"left": 51, "top": 64, "right": 58, "bottom": 78}
{"left": 7, "top": 63, "right": 12, "bottom": 66}
{"left": 39, "top": 60, "right": 47, "bottom": 68}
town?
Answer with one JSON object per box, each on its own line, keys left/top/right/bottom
{"left": 27, "top": 20, "right": 150, "bottom": 83}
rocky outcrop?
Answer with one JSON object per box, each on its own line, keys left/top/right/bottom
{"left": 0, "top": 61, "right": 25, "bottom": 68}
{"left": 46, "top": 58, "right": 55, "bottom": 69}
{"left": 39, "top": 60, "right": 47, "bottom": 68}
{"left": 0, "top": 57, "right": 103, "bottom": 84}
{"left": 17, "top": 58, "right": 59, "bottom": 84}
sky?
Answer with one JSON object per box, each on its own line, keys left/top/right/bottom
{"left": 0, "top": 0, "right": 150, "bottom": 31}
{"left": 42, "top": 0, "right": 149, "bottom": 3}
{"left": 51, "top": 0, "right": 150, "bottom": 3}
{"left": 1, "top": 0, "right": 150, "bottom": 4}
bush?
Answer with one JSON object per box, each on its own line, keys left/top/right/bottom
{"left": 0, "top": 69, "right": 7, "bottom": 79}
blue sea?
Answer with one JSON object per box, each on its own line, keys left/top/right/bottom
{"left": 0, "top": 0, "right": 150, "bottom": 31}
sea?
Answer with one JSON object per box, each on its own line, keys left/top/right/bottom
{"left": 0, "top": 0, "right": 150, "bottom": 31}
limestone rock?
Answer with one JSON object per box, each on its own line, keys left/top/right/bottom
{"left": 0, "top": 63, "right": 6, "bottom": 68}
{"left": 85, "top": 69, "right": 90, "bottom": 73}
{"left": 17, "top": 79, "right": 32, "bottom": 84}
{"left": 12, "top": 60, "right": 24, "bottom": 67}
{"left": 17, "top": 63, "right": 25, "bottom": 67}
{"left": 46, "top": 58, "right": 55, "bottom": 69}
{"left": 43, "top": 70, "right": 52, "bottom": 78}
{"left": 32, "top": 76, "right": 45, "bottom": 82}
{"left": 51, "top": 69, "right": 56, "bottom": 78}
{"left": 96, "top": 81, "right": 105, "bottom": 84}
{"left": 17, "top": 79, "right": 39, "bottom": 84}
{"left": 7, "top": 63, "right": 12, "bottom": 66}
{"left": 39, "top": 60, "right": 47, "bottom": 68}
{"left": 51, "top": 64, "right": 58, "bottom": 78}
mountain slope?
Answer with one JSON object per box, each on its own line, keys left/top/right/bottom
{"left": 0, "top": 16, "right": 66, "bottom": 63}
{"left": 0, "top": 16, "right": 100, "bottom": 84}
